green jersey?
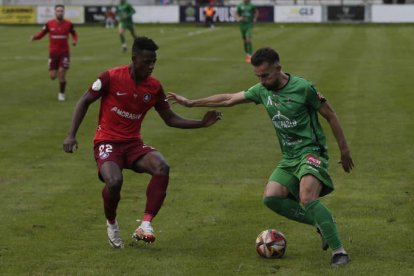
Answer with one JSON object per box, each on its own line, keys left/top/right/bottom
{"left": 116, "top": 2, "right": 135, "bottom": 25}
{"left": 236, "top": 2, "right": 256, "bottom": 25}
{"left": 244, "top": 75, "right": 328, "bottom": 159}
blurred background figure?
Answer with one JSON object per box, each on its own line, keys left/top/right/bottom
{"left": 116, "top": 0, "right": 137, "bottom": 53}
{"left": 203, "top": 3, "right": 216, "bottom": 28}
{"left": 31, "top": 4, "right": 78, "bottom": 101}
{"left": 104, "top": 6, "right": 116, "bottom": 29}
{"left": 236, "top": 0, "right": 258, "bottom": 63}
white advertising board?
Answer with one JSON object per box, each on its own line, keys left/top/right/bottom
{"left": 133, "top": 6, "right": 179, "bottom": 23}
{"left": 275, "top": 6, "right": 322, "bottom": 23}
{"left": 372, "top": 5, "right": 414, "bottom": 23}
{"left": 37, "top": 6, "right": 85, "bottom": 24}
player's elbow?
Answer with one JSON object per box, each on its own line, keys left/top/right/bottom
{"left": 225, "top": 95, "right": 245, "bottom": 107}
{"left": 164, "top": 120, "right": 175, "bottom": 127}
{"left": 163, "top": 116, "right": 180, "bottom": 128}
{"left": 220, "top": 94, "right": 238, "bottom": 107}
{"left": 326, "top": 111, "right": 339, "bottom": 123}
{"left": 77, "top": 94, "right": 94, "bottom": 109}
{"left": 226, "top": 98, "right": 241, "bottom": 107}
{"left": 222, "top": 101, "right": 235, "bottom": 107}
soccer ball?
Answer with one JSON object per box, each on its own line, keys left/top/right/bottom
{"left": 255, "top": 229, "right": 287, "bottom": 258}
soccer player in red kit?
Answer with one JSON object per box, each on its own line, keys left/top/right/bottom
{"left": 63, "top": 36, "right": 222, "bottom": 248}
{"left": 31, "top": 5, "right": 78, "bottom": 101}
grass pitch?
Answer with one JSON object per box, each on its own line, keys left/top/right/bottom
{"left": 0, "top": 23, "right": 413, "bottom": 275}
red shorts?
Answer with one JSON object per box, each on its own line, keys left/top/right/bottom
{"left": 48, "top": 52, "right": 70, "bottom": 70}
{"left": 94, "top": 140, "right": 156, "bottom": 176}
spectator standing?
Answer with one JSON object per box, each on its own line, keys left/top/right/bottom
{"left": 204, "top": 4, "right": 216, "bottom": 28}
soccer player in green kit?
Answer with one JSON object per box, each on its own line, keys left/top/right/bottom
{"left": 116, "top": 0, "right": 137, "bottom": 52}
{"left": 167, "top": 47, "right": 354, "bottom": 267}
{"left": 236, "top": 0, "right": 258, "bottom": 63}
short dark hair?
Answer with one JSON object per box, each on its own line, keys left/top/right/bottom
{"left": 55, "top": 4, "right": 64, "bottom": 9}
{"left": 132, "top": 36, "right": 159, "bottom": 55}
{"left": 251, "top": 47, "right": 280, "bottom": 66}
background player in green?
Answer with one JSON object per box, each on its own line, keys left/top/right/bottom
{"left": 167, "top": 47, "right": 354, "bottom": 267}
{"left": 236, "top": 0, "right": 258, "bottom": 63}
{"left": 116, "top": 0, "right": 137, "bottom": 52}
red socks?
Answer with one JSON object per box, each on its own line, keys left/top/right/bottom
{"left": 59, "top": 81, "right": 66, "bottom": 93}
{"left": 102, "top": 186, "right": 120, "bottom": 222}
{"left": 144, "top": 175, "right": 169, "bottom": 220}
{"left": 102, "top": 175, "right": 169, "bottom": 223}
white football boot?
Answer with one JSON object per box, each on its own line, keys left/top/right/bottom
{"left": 58, "top": 92, "right": 65, "bottom": 101}
{"left": 107, "top": 220, "right": 124, "bottom": 248}
{"left": 132, "top": 221, "right": 155, "bottom": 244}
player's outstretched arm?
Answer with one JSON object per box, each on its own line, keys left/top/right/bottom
{"left": 318, "top": 101, "right": 354, "bottom": 173}
{"left": 31, "top": 25, "right": 48, "bottom": 41}
{"left": 158, "top": 108, "right": 222, "bottom": 129}
{"left": 70, "top": 24, "right": 78, "bottom": 46}
{"left": 30, "top": 33, "right": 43, "bottom": 41}
{"left": 254, "top": 8, "right": 259, "bottom": 22}
{"left": 167, "top": 91, "right": 249, "bottom": 107}
{"left": 63, "top": 92, "right": 98, "bottom": 153}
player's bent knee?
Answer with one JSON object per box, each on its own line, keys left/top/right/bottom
{"left": 105, "top": 176, "right": 123, "bottom": 192}
{"left": 263, "top": 181, "right": 289, "bottom": 198}
{"left": 154, "top": 162, "right": 170, "bottom": 175}
{"left": 299, "top": 194, "right": 317, "bottom": 206}
{"left": 49, "top": 71, "right": 57, "bottom": 79}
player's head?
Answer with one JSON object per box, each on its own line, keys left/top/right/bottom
{"left": 131, "top": 37, "right": 159, "bottom": 80}
{"left": 54, "top": 5, "right": 65, "bottom": 21}
{"left": 251, "top": 47, "right": 282, "bottom": 90}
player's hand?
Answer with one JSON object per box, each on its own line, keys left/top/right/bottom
{"left": 202, "top": 110, "right": 222, "bottom": 127}
{"left": 72, "top": 42, "right": 77, "bottom": 46}
{"left": 338, "top": 151, "right": 354, "bottom": 173}
{"left": 167, "top": 92, "right": 192, "bottom": 107}
{"left": 63, "top": 136, "right": 78, "bottom": 153}
{"left": 30, "top": 36, "right": 35, "bottom": 41}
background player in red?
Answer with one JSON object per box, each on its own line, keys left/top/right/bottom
{"left": 31, "top": 4, "right": 78, "bottom": 101}
{"left": 62, "top": 36, "right": 222, "bottom": 249}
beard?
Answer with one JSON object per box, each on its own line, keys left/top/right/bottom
{"left": 262, "top": 81, "right": 278, "bottom": 91}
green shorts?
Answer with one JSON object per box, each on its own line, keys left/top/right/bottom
{"left": 119, "top": 21, "right": 134, "bottom": 31}
{"left": 269, "top": 152, "right": 334, "bottom": 200}
{"left": 240, "top": 23, "right": 253, "bottom": 39}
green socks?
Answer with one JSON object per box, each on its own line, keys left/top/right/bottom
{"left": 120, "top": 34, "right": 126, "bottom": 44}
{"left": 247, "top": 42, "right": 252, "bottom": 55}
{"left": 304, "top": 199, "right": 343, "bottom": 250}
{"left": 244, "top": 42, "right": 252, "bottom": 55}
{"left": 263, "top": 196, "right": 314, "bottom": 226}
{"left": 264, "top": 197, "right": 344, "bottom": 251}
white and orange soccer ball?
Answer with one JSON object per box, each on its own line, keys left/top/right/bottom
{"left": 255, "top": 229, "right": 287, "bottom": 258}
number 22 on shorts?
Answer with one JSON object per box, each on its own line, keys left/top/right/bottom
{"left": 99, "top": 144, "right": 113, "bottom": 160}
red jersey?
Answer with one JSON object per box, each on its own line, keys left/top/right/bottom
{"left": 88, "top": 65, "right": 170, "bottom": 143}
{"left": 33, "top": 19, "right": 77, "bottom": 54}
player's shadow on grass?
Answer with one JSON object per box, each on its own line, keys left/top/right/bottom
{"left": 127, "top": 241, "right": 162, "bottom": 251}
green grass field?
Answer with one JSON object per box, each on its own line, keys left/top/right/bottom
{"left": 0, "top": 23, "right": 413, "bottom": 275}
